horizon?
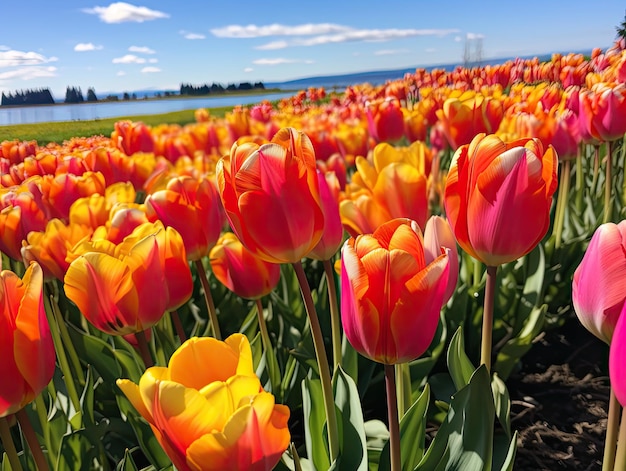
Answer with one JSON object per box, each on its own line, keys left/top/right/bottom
{"left": 1, "top": 1, "right": 623, "bottom": 98}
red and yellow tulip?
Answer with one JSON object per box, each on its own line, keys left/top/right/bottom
{"left": 0, "top": 263, "right": 55, "bottom": 417}
{"left": 116, "top": 334, "right": 290, "bottom": 471}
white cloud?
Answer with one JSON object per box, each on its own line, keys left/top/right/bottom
{"left": 148, "top": 58, "right": 158, "bottom": 63}
{"left": 82, "top": 2, "right": 169, "bottom": 23}
{"left": 256, "top": 28, "right": 461, "bottom": 49}
{"left": 0, "top": 50, "right": 57, "bottom": 67}
{"left": 74, "top": 42, "right": 103, "bottom": 52}
{"left": 0, "top": 45, "right": 10, "bottom": 51}
{"left": 211, "top": 23, "right": 352, "bottom": 38}
{"left": 141, "top": 66, "right": 161, "bottom": 73}
{"left": 116, "top": 70, "right": 126, "bottom": 76}
{"left": 252, "top": 58, "right": 314, "bottom": 65}
{"left": 244, "top": 67, "right": 254, "bottom": 73}
{"left": 112, "top": 54, "right": 146, "bottom": 64}
{"left": 179, "top": 30, "right": 205, "bottom": 40}
{"left": 255, "top": 41, "right": 289, "bottom": 51}
{"left": 374, "top": 49, "right": 409, "bottom": 56}
{"left": 466, "top": 32, "right": 485, "bottom": 40}
{"left": 129, "top": 45, "right": 155, "bottom": 54}
{"left": 0, "top": 66, "right": 57, "bottom": 81}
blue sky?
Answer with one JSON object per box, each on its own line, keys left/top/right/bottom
{"left": 1, "top": 1, "right": 624, "bottom": 98}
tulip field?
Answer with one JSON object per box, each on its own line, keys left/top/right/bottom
{"left": 1, "top": 38, "right": 626, "bottom": 471}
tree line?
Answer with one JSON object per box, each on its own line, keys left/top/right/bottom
{"left": 1, "top": 80, "right": 267, "bottom": 106}
{"left": 179, "top": 81, "right": 265, "bottom": 96}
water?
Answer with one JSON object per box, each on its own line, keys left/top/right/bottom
{"left": 0, "top": 92, "right": 296, "bottom": 126}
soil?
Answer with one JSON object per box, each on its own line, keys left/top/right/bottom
{"left": 509, "top": 317, "right": 611, "bottom": 471}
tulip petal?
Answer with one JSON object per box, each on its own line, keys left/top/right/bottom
{"left": 610, "top": 304, "right": 626, "bottom": 407}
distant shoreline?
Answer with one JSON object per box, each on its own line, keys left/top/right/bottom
{"left": 0, "top": 87, "right": 293, "bottom": 109}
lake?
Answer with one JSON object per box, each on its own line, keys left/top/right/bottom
{"left": 0, "top": 92, "right": 297, "bottom": 126}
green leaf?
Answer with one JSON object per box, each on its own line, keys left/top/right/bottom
{"left": 494, "top": 305, "right": 546, "bottom": 380}
{"left": 497, "top": 431, "right": 518, "bottom": 471}
{"left": 116, "top": 448, "right": 140, "bottom": 471}
{"left": 491, "top": 373, "right": 511, "bottom": 439}
{"left": 446, "top": 327, "right": 476, "bottom": 391}
{"left": 415, "top": 365, "right": 495, "bottom": 471}
{"left": 329, "top": 366, "right": 368, "bottom": 471}
{"left": 302, "top": 378, "right": 331, "bottom": 471}
{"left": 56, "top": 430, "right": 100, "bottom": 471}
{"left": 379, "top": 383, "right": 431, "bottom": 471}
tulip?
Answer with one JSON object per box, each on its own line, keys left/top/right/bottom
{"left": 64, "top": 221, "right": 192, "bottom": 336}
{"left": 341, "top": 218, "right": 449, "bottom": 364}
{"left": 0, "top": 263, "right": 55, "bottom": 417}
{"left": 610, "top": 304, "right": 626, "bottom": 407}
{"left": 443, "top": 133, "right": 558, "bottom": 267}
{"left": 308, "top": 169, "right": 344, "bottom": 261}
{"left": 116, "top": 334, "right": 290, "bottom": 471}
{"left": 423, "top": 215, "right": 459, "bottom": 303}
{"left": 209, "top": 232, "right": 280, "bottom": 300}
{"left": 572, "top": 221, "right": 626, "bottom": 345}
{"left": 436, "top": 92, "right": 504, "bottom": 150}
{"left": 145, "top": 175, "right": 225, "bottom": 261}
{"left": 216, "top": 127, "right": 324, "bottom": 264}
{"left": 0, "top": 187, "right": 48, "bottom": 261}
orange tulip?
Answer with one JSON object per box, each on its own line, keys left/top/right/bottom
{"left": 0, "top": 186, "right": 48, "bottom": 261}
{"left": 117, "top": 334, "right": 290, "bottom": 471}
{"left": 0, "top": 263, "right": 55, "bottom": 417}
{"left": 444, "top": 133, "right": 558, "bottom": 266}
{"left": 145, "top": 175, "right": 225, "bottom": 261}
{"left": 22, "top": 219, "right": 94, "bottom": 281}
{"left": 209, "top": 232, "right": 281, "bottom": 300}
{"left": 341, "top": 218, "right": 449, "bottom": 364}
{"left": 216, "top": 127, "right": 324, "bottom": 263}
{"left": 64, "top": 221, "right": 193, "bottom": 335}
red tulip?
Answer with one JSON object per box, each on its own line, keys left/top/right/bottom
{"left": 209, "top": 232, "right": 281, "bottom": 300}
{"left": 216, "top": 127, "right": 324, "bottom": 263}
{"left": 341, "top": 218, "right": 449, "bottom": 364}
{"left": 444, "top": 133, "right": 558, "bottom": 266}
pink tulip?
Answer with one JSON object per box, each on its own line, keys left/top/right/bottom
{"left": 610, "top": 303, "right": 626, "bottom": 406}
{"left": 572, "top": 221, "right": 626, "bottom": 344}
{"left": 423, "top": 215, "right": 459, "bottom": 303}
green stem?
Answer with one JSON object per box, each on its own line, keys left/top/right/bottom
{"left": 195, "top": 259, "right": 222, "bottom": 340}
{"left": 16, "top": 408, "right": 50, "bottom": 471}
{"left": 480, "top": 266, "right": 498, "bottom": 371}
{"left": 592, "top": 145, "right": 600, "bottom": 196}
{"left": 323, "top": 259, "right": 342, "bottom": 372}
{"left": 255, "top": 298, "right": 281, "bottom": 395}
{"left": 0, "top": 416, "right": 23, "bottom": 471}
{"left": 290, "top": 442, "right": 303, "bottom": 471}
{"left": 43, "top": 295, "right": 81, "bottom": 417}
{"left": 614, "top": 406, "right": 626, "bottom": 471}
{"left": 554, "top": 159, "right": 571, "bottom": 249}
{"left": 170, "top": 310, "right": 187, "bottom": 343}
{"left": 385, "top": 364, "right": 401, "bottom": 471}
{"left": 603, "top": 141, "right": 614, "bottom": 224}
{"left": 575, "top": 143, "right": 584, "bottom": 214}
{"left": 34, "top": 395, "right": 51, "bottom": 463}
{"left": 135, "top": 329, "right": 154, "bottom": 368}
{"left": 603, "top": 388, "right": 621, "bottom": 471}
{"left": 473, "top": 258, "right": 482, "bottom": 287}
{"left": 395, "top": 363, "right": 412, "bottom": 419}
{"left": 45, "top": 285, "right": 85, "bottom": 386}
{"left": 292, "top": 261, "right": 339, "bottom": 463}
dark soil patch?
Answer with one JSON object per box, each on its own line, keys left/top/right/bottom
{"left": 509, "top": 318, "right": 611, "bottom": 471}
